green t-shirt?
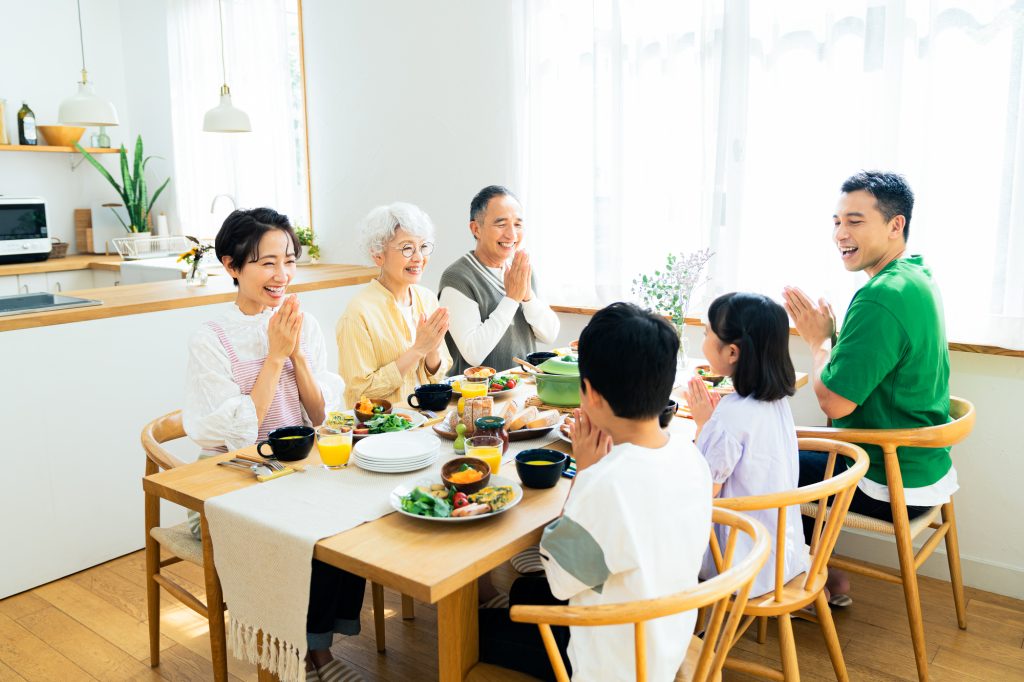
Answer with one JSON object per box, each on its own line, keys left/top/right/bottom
{"left": 820, "top": 256, "right": 951, "bottom": 488}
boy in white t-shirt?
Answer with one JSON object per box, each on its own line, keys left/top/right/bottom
{"left": 480, "top": 302, "right": 712, "bottom": 681}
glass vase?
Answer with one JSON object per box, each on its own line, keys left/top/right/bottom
{"left": 185, "top": 268, "right": 208, "bottom": 287}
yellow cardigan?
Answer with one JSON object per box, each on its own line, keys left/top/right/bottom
{"left": 336, "top": 279, "right": 453, "bottom": 408}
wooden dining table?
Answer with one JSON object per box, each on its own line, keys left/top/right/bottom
{"left": 142, "top": 365, "right": 807, "bottom": 681}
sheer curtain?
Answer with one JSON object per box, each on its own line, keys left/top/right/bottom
{"left": 523, "top": 0, "right": 1024, "bottom": 349}
{"left": 167, "top": 0, "right": 309, "bottom": 237}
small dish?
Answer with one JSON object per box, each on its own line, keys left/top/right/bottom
{"left": 694, "top": 364, "right": 726, "bottom": 386}
{"left": 441, "top": 457, "right": 492, "bottom": 494}
{"left": 354, "top": 398, "right": 392, "bottom": 424}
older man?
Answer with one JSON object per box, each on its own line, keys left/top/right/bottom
{"left": 439, "top": 185, "right": 559, "bottom": 375}
{"left": 783, "top": 171, "right": 953, "bottom": 604}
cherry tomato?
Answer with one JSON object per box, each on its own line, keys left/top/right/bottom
{"left": 453, "top": 492, "right": 469, "bottom": 509}
{"left": 506, "top": 379, "right": 517, "bottom": 389}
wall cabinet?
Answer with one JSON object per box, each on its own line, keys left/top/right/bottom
{"left": 46, "top": 269, "right": 95, "bottom": 293}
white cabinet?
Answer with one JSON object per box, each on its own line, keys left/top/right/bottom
{"left": 46, "top": 269, "right": 94, "bottom": 293}
{"left": 92, "top": 270, "right": 120, "bottom": 287}
{"left": 17, "top": 273, "right": 47, "bottom": 293}
{"left": 0, "top": 275, "right": 18, "bottom": 295}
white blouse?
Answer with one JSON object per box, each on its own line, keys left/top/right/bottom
{"left": 183, "top": 304, "right": 344, "bottom": 456}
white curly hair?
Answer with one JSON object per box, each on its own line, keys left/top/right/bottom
{"left": 359, "top": 202, "right": 435, "bottom": 261}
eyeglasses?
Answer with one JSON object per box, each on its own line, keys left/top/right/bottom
{"left": 393, "top": 242, "right": 435, "bottom": 259}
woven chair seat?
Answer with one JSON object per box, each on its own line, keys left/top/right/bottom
{"left": 150, "top": 522, "right": 204, "bottom": 566}
{"left": 800, "top": 503, "right": 941, "bottom": 539}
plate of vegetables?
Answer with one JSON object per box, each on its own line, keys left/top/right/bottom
{"left": 328, "top": 408, "right": 426, "bottom": 440}
{"left": 448, "top": 373, "right": 521, "bottom": 400}
{"left": 390, "top": 476, "right": 523, "bottom": 522}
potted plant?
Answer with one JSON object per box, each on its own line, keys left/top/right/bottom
{"left": 75, "top": 135, "right": 170, "bottom": 234}
{"left": 294, "top": 225, "right": 320, "bottom": 264}
{"left": 631, "top": 248, "right": 714, "bottom": 366}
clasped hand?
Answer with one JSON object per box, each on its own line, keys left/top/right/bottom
{"left": 268, "top": 295, "right": 304, "bottom": 361}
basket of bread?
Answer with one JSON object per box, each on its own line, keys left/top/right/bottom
{"left": 434, "top": 397, "right": 561, "bottom": 441}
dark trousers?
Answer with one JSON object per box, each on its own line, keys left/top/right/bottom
{"left": 798, "top": 450, "right": 932, "bottom": 545}
{"left": 479, "top": 576, "right": 572, "bottom": 682}
{"left": 306, "top": 559, "right": 366, "bottom": 648}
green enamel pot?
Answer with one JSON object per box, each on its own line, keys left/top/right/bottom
{"left": 535, "top": 371, "right": 581, "bottom": 407}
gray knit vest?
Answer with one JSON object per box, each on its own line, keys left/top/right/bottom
{"left": 439, "top": 252, "right": 537, "bottom": 377}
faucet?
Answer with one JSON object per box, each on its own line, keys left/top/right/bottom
{"left": 210, "top": 194, "right": 237, "bottom": 213}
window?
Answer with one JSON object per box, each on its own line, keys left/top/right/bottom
{"left": 167, "top": 0, "right": 310, "bottom": 238}
{"left": 523, "top": 0, "right": 1024, "bottom": 349}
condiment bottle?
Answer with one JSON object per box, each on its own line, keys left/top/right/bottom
{"left": 475, "top": 416, "right": 510, "bottom": 454}
{"left": 17, "top": 102, "right": 37, "bottom": 146}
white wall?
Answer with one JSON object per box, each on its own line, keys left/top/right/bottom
{"left": 0, "top": 0, "right": 177, "bottom": 251}
{"left": 302, "top": 0, "right": 523, "bottom": 286}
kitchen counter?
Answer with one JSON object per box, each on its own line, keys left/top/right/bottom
{"left": 0, "top": 254, "right": 122, "bottom": 275}
{"left": 0, "top": 263, "right": 378, "bottom": 332}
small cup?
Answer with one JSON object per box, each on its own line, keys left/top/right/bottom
{"left": 407, "top": 383, "right": 453, "bottom": 411}
{"left": 316, "top": 426, "right": 353, "bottom": 469}
{"left": 659, "top": 400, "right": 679, "bottom": 429}
{"left": 257, "top": 425, "right": 315, "bottom": 462}
{"left": 515, "top": 449, "right": 569, "bottom": 489}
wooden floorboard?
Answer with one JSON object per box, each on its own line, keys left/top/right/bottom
{"left": 0, "top": 549, "right": 1021, "bottom": 681}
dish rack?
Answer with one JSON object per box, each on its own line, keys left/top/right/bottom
{"left": 110, "top": 235, "right": 196, "bottom": 260}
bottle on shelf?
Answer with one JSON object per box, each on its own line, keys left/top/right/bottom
{"left": 90, "top": 126, "right": 111, "bottom": 148}
{"left": 17, "top": 102, "right": 37, "bottom": 146}
{"left": 0, "top": 99, "right": 9, "bottom": 145}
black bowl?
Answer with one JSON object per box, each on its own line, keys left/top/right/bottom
{"left": 659, "top": 400, "right": 679, "bottom": 429}
{"left": 257, "top": 425, "right": 315, "bottom": 462}
{"left": 515, "top": 449, "right": 569, "bottom": 489}
{"left": 526, "top": 351, "right": 558, "bottom": 369}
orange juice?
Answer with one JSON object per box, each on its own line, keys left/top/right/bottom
{"left": 466, "top": 435, "right": 503, "bottom": 475}
{"left": 461, "top": 381, "right": 488, "bottom": 400}
{"left": 317, "top": 428, "right": 352, "bottom": 469}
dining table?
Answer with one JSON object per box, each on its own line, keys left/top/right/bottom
{"left": 141, "top": 363, "right": 808, "bottom": 681}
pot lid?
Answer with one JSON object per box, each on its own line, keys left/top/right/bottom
{"left": 537, "top": 355, "right": 580, "bottom": 376}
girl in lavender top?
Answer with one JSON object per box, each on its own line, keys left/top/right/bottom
{"left": 685, "top": 292, "right": 809, "bottom": 598}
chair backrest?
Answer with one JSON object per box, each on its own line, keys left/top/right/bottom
{"left": 712, "top": 439, "right": 869, "bottom": 603}
{"left": 142, "top": 410, "right": 188, "bottom": 476}
{"left": 509, "top": 507, "right": 770, "bottom": 682}
{"left": 797, "top": 396, "right": 975, "bottom": 450}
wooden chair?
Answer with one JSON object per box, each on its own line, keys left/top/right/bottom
{"left": 143, "top": 411, "right": 402, "bottom": 681}
{"left": 712, "top": 438, "right": 870, "bottom": 681}
{"left": 796, "top": 397, "right": 976, "bottom": 682}
{"left": 509, "top": 507, "right": 771, "bottom": 682}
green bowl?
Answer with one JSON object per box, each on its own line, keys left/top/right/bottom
{"left": 535, "top": 372, "right": 580, "bottom": 407}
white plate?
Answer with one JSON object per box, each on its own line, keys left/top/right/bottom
{"left": 390, "top": 475, "right": 523, "bottom": 522}
{"left": 353, "top": 431, "right": 437, "bottom": 462}
{"left": 447, "top": 374, "right": 522, "bottom": 401}
{"left": 337, "top": 408, "right": 427, "bottom": 435}
{"left": 555, "top": 426, "right": 572, "bottom": 445}
{"left": 355, "top": 454, "right": 438, "bottom": 473}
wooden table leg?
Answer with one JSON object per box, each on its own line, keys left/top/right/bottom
{"left": 437, "top": 581, "right": 479, "bottom": 682}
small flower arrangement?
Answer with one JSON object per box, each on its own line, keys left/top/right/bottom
{"left": 178, "top": 236, "right": 214, "bottom": 281}
{"left": 631, "top": 248, "right": 714, "bottom": 336}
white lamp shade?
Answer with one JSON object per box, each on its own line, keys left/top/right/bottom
{"left": 58, "top": 81, "right": 119, "bottom": 127}
{"left": 203, "top": 92, "right": 251, "bottom": 132}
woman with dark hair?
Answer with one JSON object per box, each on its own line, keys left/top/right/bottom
{"left": 683, "top": 292, "right": 809, "bottom": 598}
{"left": 182, "top": 208, "right": 364, "bottom": 679}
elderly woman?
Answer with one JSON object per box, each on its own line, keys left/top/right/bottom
{"left": 337, "top": 203, "right": 452, "bottom": 408}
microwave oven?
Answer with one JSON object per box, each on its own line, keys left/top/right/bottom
{"left": 0, "top": 197, "right": 51, "bottom": 264}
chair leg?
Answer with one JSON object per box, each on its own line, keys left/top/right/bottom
{"left": 757, "top": 615, "right": 768, "bottom": 644}
{"left": 892, "top": 509, "right": 929, "bottom": 681}
{"left": 776, "top": 613, "right": 800, "bottom": 681}
{"left": 401, "top": 593, "right": 415, "bottom": 620}
{"left": 144, "top": 501, "right": 161, "bottom": 668}
{"left": 372, "top": 582, "right": 386, "bottom": 653}
{"left": 941, "top": 500, "right": 967, "bottom": 630}
{"left": 200, "top": 515, "right": 229, "bottom": 682}
{"left": 814, "top": 591, "right": 848, "bottom": 682}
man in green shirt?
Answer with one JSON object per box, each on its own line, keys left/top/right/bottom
{"left": 783, "top": 171, "right": 954, "bottom": 604}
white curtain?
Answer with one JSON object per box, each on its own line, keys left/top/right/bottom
{"left": 167, "top": 0, "right": 309, "bottom": 238}
{"left": 523, "top": 0, "right": 1024, "bottom": 349}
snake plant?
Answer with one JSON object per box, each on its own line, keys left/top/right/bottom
{"left": 75, "top": 135, "right": 170, "bottom": 233}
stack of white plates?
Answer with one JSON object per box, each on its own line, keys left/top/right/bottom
{"left": 352, "top": 431, "right": 439, "bottom": 473}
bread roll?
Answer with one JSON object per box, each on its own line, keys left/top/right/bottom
{"left": 462, "top": 396, "right": 495, "bottom": 434}
{"left": 508, "top": 406, "right": 538, "bottom": 431}
{"left": 500, "top": 399, "right": 519, "bottom": 423}
{"left": 526, "top": 409, "right": 560, "bottom": 429}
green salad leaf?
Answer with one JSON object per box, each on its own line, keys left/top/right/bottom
{"left": 364, "top": 413, "right": 412, "bottom": 434}
{"left": 400, "top": 486, "right": 451, "bottom": 518}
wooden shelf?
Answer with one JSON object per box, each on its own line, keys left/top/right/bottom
{"left": 0, "top": 144, "right": 119, "bottom": 154}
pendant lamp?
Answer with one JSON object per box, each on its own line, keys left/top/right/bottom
{"left": 58, "top": 0, "right": 119, "bottom": 127}
{"left": 203, "top": 0, "right": 251, "bottom": 132}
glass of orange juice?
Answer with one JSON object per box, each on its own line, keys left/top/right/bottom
{"left": 317, "top": 426, "right": 353, "bottom": 469}
{"left": 465, "top": 435, "right": 503, "bottom": 475}
{"left": 458, "top": 375, "right": 490, "bottom": 414}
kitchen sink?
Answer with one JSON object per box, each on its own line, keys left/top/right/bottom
{"left": 0, "top": 292, "right": 103, "bottom": 317}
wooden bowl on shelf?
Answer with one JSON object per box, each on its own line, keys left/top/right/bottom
{"left": 36, "top": 125, "right": 85, "bottom": 147}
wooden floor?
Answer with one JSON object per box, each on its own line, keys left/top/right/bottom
{"left": 1, "top": 551, "right": 1023, "bottom": 681}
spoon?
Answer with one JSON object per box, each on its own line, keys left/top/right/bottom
{"left": 513, "top": 357, "right": 542, "bottom": 374}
